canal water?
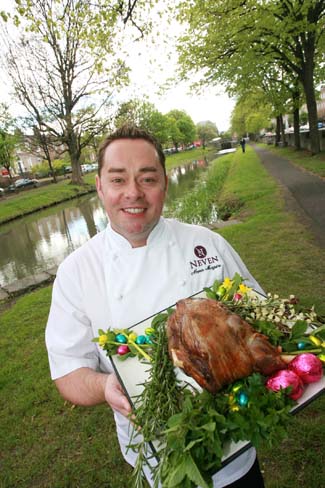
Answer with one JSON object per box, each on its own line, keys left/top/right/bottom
{"left": 0, "top": 157, "right": 212, "bottom": 287}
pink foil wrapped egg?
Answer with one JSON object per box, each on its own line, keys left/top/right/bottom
{"left": 266, "top": 370, "right": 304, "bottom": 400}
{"left": 117, "top": 345, "right": 130, "bottom": 355}
{"left": 288, "top": 353, "right": 323, "bottom": 384}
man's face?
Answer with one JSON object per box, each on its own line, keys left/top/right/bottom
{"left": 96, "top": 138, "right": 168, "bottom": 247}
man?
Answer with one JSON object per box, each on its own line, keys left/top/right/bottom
{"left": 240, "top": 137, "right": 246, "bottom": 153}
{"left": 46, "top": 125, "right": 265, "bottom": 487}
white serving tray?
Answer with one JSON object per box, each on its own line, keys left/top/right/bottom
{"left": 110, "top": 290, "right": 325, "bottom": 467}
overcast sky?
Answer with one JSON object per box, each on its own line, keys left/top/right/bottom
{"left": 118, "top": 16, "right": 236, "bottom": 132}
{"left": 0, "top": 3, "right": 235, "bottom": 133}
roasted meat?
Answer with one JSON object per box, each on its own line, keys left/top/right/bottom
{"left": 167, "top": 298, "right": 286, "bottom": 393}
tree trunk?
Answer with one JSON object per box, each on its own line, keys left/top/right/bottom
{"left": 279, "top": 115, "right": 287, "bottom": 146}
{"left": 67, "top": 122, "right": 83, "bottom": 185}
{"left": 275, "top": 116, "right": 281, "bottom": 145}
{"left": 293, "top": 107, "right": 300, "bottom": 150}
{"left": 300, "top": 37, "right": 320, "bottom": 154}
{"left": 302, "top": 75, "right": 320, "bottom": 154}
{"left": 292, "top": 86, "right": 301, "bottom": 150}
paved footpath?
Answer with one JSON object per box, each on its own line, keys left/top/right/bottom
{"left": 253, "top": 145, "right": 325, "bottom": 248}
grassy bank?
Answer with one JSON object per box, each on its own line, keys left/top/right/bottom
{"left": 1, "top": 145, "right": 324, "bottom": 488}
{"left": 0, "top": 174, "right": 97, "bottom": 225}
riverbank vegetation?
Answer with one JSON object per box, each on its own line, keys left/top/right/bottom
{"left": 166, "top": 154, "right": 232, "bottom": 223}
{"left": 1, "top": 145, "right": 324, "bottom": 487}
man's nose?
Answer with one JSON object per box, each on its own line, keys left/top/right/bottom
{"left": 125, "top": 180, "right": 144, "bottom": 199}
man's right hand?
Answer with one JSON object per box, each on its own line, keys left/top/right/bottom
{"left": 104, "top": 373, "right": 132, "bottom": 418}
{"left": 55, "top": 368, "right": 132, "bottom": 418}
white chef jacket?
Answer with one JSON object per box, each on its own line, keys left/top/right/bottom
{"left": 46, "top": 217, "right": 264, "bottom": 487}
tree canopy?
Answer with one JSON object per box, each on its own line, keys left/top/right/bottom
{"left": 196, "top": 121, "right": 218, "bottom": 148}
{"left": 166, "top": 109, "right": 196, "bottom": 149}
{"left": 114, "top": 99, "right": 170, "bottom": 145}
{"left": 1, "top": 0, "right": 149, "bottom": 183}
{"left": 176, "top": 0, "right": 325, "bottom": 153}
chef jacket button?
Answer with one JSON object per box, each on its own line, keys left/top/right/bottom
{"left": 113, "top": 253, "right": 118, "bottom": 260}
{"left": 117, "top": 293, "right": 123, "bottom": 300}
{"left": 169, "top": 240, "right": 175, "bottom": 247}
{"left": 180, "top": 280, "right": 186, "bottom": 286}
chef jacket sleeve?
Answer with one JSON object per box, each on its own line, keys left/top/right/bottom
{"left": 45, "top": 261, "right": 99, "bottom": 380}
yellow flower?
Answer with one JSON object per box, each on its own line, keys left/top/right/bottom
{"left": 223, "top": 277, "right": 233, "bottom": 291}
{"left": 239, "top": 283, "right": 251, "bottom": 295}
{"left": 128, "top": 332, "right": 138, "bottom": 342}
{"left": 98, "top": 334, "right": 108, "bottom": 346}
{"left": 230, "top": 405, "right": 240, "bottom": 412}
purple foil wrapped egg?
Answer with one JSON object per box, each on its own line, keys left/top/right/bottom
{"left": 288, "top": 353, "right": 323, "bottom": 384}
{"left": 266, "top": 369, "right": 304, "bottom": 400}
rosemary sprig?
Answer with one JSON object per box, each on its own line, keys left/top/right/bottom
{"left": 128, "top": 310, "right": 184, "bottom": 487}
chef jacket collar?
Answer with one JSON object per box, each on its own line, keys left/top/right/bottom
{"left": 105, "top": 217, "right": 168, "bottom": 253}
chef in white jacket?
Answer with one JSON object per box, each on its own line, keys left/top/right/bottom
{"left": 45, "top": 125, "right": 265, "bottom": 488}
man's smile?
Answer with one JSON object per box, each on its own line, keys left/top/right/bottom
{"left": 122, "top": 208, "right": 146, "bottom": 214}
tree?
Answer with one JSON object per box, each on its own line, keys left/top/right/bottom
{"left": 196, "top": 121, "right": 218, "bottom": 148}
{"left": 1, "top": 0, "right": 148, "bottom": 184}
{"left": 177, "top": 0, "right": 325, "bottom": 154}
{"left": 0, "top": 103, "right": 19, "bottom": 181}
{"left": 166, "top": 109, "right": 196, "bottom": 150}
{"left": 115, "top": 99, "right": 170, "bottom": 145}
{"left": 231, "top": 92, "right": 272, "bottom": 139}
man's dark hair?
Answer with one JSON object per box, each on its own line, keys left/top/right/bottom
{"left": 98, "top": 124, "right": 166, "bottom": 176}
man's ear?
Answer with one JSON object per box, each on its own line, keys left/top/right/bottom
{"left": 95, "top": 175, "right": 104, "bottom": 202}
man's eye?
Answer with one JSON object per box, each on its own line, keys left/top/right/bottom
{"left": 142, "top": 177, "right": 156, "bottom": 183}
{"left": 111, "top": 178, "right": 124, "bottom": 184}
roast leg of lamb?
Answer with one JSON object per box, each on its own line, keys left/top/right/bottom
{"left": 167, "top": 298, "right": 286, "bottom": 393}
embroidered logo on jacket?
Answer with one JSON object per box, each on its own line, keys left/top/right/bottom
{"left": 190, "top": 246, "right": 221, "bottom": 275}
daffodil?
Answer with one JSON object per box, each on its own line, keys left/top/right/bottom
{"left": 223, "top": 277, "right": 233, "bottom": 291}
{"left": 128, "top": 332, "right": 138, "bottom": 342}
{"left": 239, "top": 283, "right": 251, "bottom": 295}
{"left": 98, "top": 334, "right": 108, "bottom": 346}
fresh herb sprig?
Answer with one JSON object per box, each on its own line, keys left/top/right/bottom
{"left": 128, "top": 310, "right": 184, "bottom": 486}
{"left": 154, "top": 374, "right": 294, "bottom": 488}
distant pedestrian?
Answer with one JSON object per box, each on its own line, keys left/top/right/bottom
{"left": 240, "top": 138, "right": 246, "bottom": 153}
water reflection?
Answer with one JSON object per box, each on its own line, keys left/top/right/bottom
{"left": 0, "top": 156, "right": 212, "bottom": 287}
{"left": 0, "top": 195, "right": 108, "bottom": 287}
{"left": 165, "top": 159, "right": 209, "bottom": 208}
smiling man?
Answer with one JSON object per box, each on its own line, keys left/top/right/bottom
{"left": 46, "top": 125, "right": 265, "bottom": 488}
{"left": 96, "top": 136, "right": 168, "bottom": 247}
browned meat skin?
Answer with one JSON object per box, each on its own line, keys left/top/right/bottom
{"left": 167, "top": 298, "right": 286, "bottom": 394}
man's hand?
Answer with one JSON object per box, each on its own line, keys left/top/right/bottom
{"left": 54, "top": 367, "right": 132, "bottom": 418}
{"left": 104, "top": 373, "right": 132, "bottom": 417}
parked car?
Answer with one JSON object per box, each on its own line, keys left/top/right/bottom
{"left": 64, "top": 165, "right": 72, "bottom": 174}
{"left": 8, "top": 178, "right": 39, "bottom": 191}
{"left": 81, "top": 164, "right": 92, "bottom": 173}
{"left": 0, "top": 187, "right": 5, "bottom": 196}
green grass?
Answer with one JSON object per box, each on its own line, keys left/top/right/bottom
{"left": 217, "top": 146, "right": 325, "bottom": 313}
{"left": 0, "top": 287, "right": 133, "bottom": 488}
{"left": 0, "top": 144, "right": 324, "bottom": 487}
{"left": 258, "top": 143, "right": 325, "bottom": 178}
{"left": 0, "top": 174, "right": 97, "bottom": 224}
